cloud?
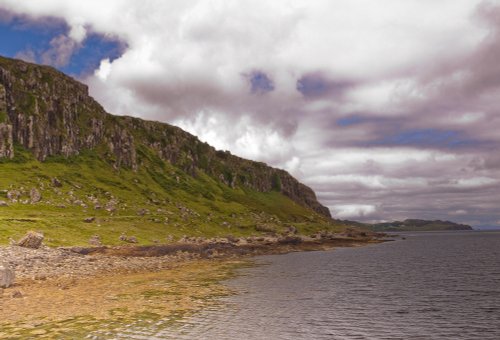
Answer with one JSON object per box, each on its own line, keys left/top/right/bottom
{"left": 14, "top": 48, "right": 36, "bottom": 63}
{"left": 1, "top": 0, "right": 500, "bottom": 227}
{"left": 333, "top": 205, "right": 377, "bottom": 219}
{"left": 40, "top": 33, "right": 81, "bottom": 67}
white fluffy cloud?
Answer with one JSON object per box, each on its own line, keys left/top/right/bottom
{"left": 1, "top": 0, "right": 500, "bottom": 226}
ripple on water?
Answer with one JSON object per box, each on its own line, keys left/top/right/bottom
{"left": 108, "top": 231, "right": 500, "bottom": 339}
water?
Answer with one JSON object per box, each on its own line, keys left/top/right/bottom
{"left": 120, "top": 231, "right": 500, "bottom": 339}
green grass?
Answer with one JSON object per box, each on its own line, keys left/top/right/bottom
{"left": 0, "top": 146, "right": 343, "bottom": 246}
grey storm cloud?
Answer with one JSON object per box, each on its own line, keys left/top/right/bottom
{"left": 1, "top": 0, "right": 499, "bottom": 227}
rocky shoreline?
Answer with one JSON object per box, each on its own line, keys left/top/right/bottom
{"left": 1, "top": 230, "right": 385, "bottom": 291}
{"left": 0, "top": 230, "right": 387, "bottom": 337}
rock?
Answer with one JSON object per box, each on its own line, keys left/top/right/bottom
{"left": 285, "top": 225, "right": 298, "bottom": 234}
{"left": 0, "top": 200, "right": 7, "bottom": 207}
{"left": 17, "top": 231, "right": 44, "bottom": 249}
{"left": 255, "top": 224, "right": 276, "bottom": 233}
{"left": 225, "top": 235, "right": 238, "bottom": 243}
{"left": 137, "top": 208, "right": 149, "bottom": 216}
{"left": 119, "top": 234, "right": 138, "bottom": 243}
{"left": 105, "top": 201, "right": 117, "bottom": 212}
{"left": 278, "top": 235, "right": 303, "bottom": 245}
{"left": 30, "top": 188, "right": 42, "bottom": 203}
{"left": 89, "top": 235, "right": 102, "bottom": 246}
{"left": 6, "top": 190, "right": 20, "bottom": 201}
{"left": 126, "top": 236, "right": 138, "bottom": 243}
{"left": 94, "top": 203, "right": 102, "bottom": 210}
{"left": 0, "top": 265, "right": 15, "bottom": 288}
{"left": 11, "top": 289, "right": 23, "bottom": 298}
{"left": 51, "top": 177, "right": 63, "bottom": 187}
{"left": 84, "top": 217, "right": 95, "bottom": 223}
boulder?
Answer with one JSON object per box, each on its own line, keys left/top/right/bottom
{"left": 51, "top": 177, "right": 63, "bottom": 187}
{"left": 0, "top": 265, "right": 15, "bottom": 288}
{"left": 84, "top": 217, "right": 95, "bottom": 223}
{"left": 30, "top": 188, "right": 42, "bottom": 203}
{"left": 0, "top": 200, "right": 8, "bottom": 207}
{"left": 17, "top": 231, "right": 44, "bottom": 249}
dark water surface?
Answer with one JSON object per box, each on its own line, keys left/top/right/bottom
{"left": 119, "top": 231, "right": 500, "bottom": 339}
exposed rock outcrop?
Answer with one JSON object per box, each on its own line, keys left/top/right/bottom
{"left": 0, "top": 56, "right": 330, "bottom": 217}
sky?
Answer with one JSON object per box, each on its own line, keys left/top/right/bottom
{"left": 0, "top": 0, "right": 499, "bottom": 228}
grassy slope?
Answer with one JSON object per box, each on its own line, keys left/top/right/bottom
{"left": 0, "top": 145, "right": 342, "bottom": 247}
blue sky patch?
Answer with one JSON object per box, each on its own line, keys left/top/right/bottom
{"left": 248, "top": 71, "right": 274, "bottom": 94}
{"left": 337, "top": 115, "right": 367, "bottom": 127}
{"left": 297, "top": 73, "right": 351, "bottom": 98}
{"left": 371, "top": 128, "right": 482, "bottom": 148}
{"left": 0, "top": 14, "right": 124, "bottom": 77}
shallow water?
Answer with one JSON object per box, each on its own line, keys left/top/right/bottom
{"left": 114, "top": 231, "right": 500, "bottom": 339}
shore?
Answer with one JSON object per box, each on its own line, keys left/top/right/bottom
{"left": 0, "top": 232, "right": 385, "bottom": 338}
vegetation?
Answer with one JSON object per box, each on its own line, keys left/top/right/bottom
{"left": 0, "top": 55, "right": 342, "bottom": 247}
{"left": 0, "top": 145, "right": 344, "bottom": 247}
{"left": 368, "top": 219, "right": 473, "bottom": 232}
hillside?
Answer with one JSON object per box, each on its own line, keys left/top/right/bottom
{"left": 0, "top": 55, "right": 342, "bottom": 247}
{"left": 369, "top": 219, "right": 473, "bottom": 232}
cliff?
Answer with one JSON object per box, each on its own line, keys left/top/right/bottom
{"left": 0, "top": 55, "right": 330, "bottom": 218}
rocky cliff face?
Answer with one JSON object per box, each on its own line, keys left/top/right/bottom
{"left": 0, "top": 56, "right": 331, "bottom": 218}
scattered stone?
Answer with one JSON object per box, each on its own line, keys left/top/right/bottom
{"left": 6, "top": 190, "right": 20, "bottom": 201}
{"left": 51, "top": 177, "right": 63, "bottom": 187}
{"left": 225, "top": 235, "right": 238, "bottom": 243}
{"left": 119, "top": 234, "right": 138, "bottom": 243}
{"left": 84, "top": 217, "right": 95, "bottom": 223}
{"left": 105, "top": 201, "right": 117, "bottom": 212}
{"left": 0, "top": 264, "right": 15, "bottom": 288}
{"left": 126, "top": 236, "right": 138, "bottom": 243}
{"left": 278, "top": 235, "right": 303, "bottom": 245}
{"left": 30, "top": 188, "right": 42, "bottom": 203}
{"left": 137, "top": 208, "right": 149, "bottom": 216}
{"left": 255, "top": 224, "right": 276, "bottom": 233}
{"left": 17, "top": 231, "right": 44, "bottom": 249}
{"left": 89, "top": 235, "right": 102, "bottom": 246}
{"left": 11, "top": 290, "right": 23, "bottom": 298}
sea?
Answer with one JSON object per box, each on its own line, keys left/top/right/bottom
{"left": 115, "top": 230, "right": 500, "bottom": 339}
